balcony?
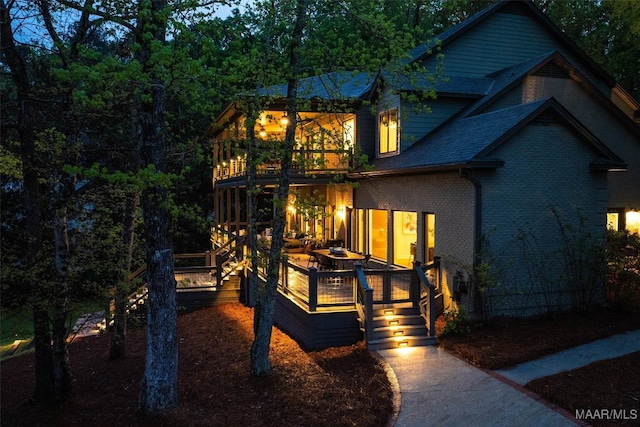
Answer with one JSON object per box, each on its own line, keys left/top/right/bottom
{"left": 213, "top": 148, "right": 352, "bottom": 182}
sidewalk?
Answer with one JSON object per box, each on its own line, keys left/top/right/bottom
{"left": 377, "top": 329, "right": 640, "bottom": 427}
{"left": 495, "top": 329, "right": 640, "bottom": 385}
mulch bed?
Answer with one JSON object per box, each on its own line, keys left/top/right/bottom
{"left": 437, "top": 307, "right": 640, "bottom": 427}
{"left": 1, "top": 303, "right": 393, "bottom": 427}
{"left": 437, "top": 308, "right": 640, "bottom": 370}
{"left": 527, "top": 351, "right": 640, "bottom": 427}
{"left": 3, "top": 303, "right": 640, "bottom": 427}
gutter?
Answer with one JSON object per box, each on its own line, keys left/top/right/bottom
{"left": 348, "top": 159, "right": 504, "bottom": 179}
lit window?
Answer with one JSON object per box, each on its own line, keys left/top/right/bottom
{"left": 379, "top": 109, "right": 398, "bottom": 154}
{"left": 607, "top": 212, "right": 619, "bottom": 231}
{"left": 627, "top": 210, "right": 640, "bottom": 235}
{"left": 343, "top": 119, "right": 355, "bottom": 148}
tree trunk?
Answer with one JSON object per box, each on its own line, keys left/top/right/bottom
{"left": 244, "top": 111, "right": 260, "bottom": 309}
{"left": 138, "top": 186, "right": 177, "bottom": 413}
{"left": 250, "top": 0, "right": 308, "bottom": 377}
{"left": 135, "top": 0, "right": 178, "bottom": 414}
{"left": 110, "top": 191, "right": 138, "bottom": 360}
{"left": 51, "top": 208, "right": 73, "bottom": 402}
{"left": 0, "top": 1, "right": 53, "bottom": 404}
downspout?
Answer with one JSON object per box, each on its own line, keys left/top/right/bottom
{"left": 460, "top": 168, "right": 482, "bottom": 315}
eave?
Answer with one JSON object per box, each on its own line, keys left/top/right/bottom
{"left": 348, "top": 159, "right": 505, "bottom": 179}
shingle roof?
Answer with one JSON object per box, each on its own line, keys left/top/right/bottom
{"left": 383, "top": 71, "right": 493, "bottom": 97}
{"left": 463, "top": 51, "right": 561, "bottom": 116}
{"left": 370, "top": 99, "right": 549, "bottom": 172}
{"left": 255, "top": 71, "right": 376, "bottom": 100}
{"left": 367, "top": 97, "right": 626, "bottom": 175}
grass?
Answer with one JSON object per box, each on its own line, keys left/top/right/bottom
{"left": 0, "top": 308, "right": 32, "bottom": 346}
{"left": 0, "top": 300, "right": 106, "bottom": 358}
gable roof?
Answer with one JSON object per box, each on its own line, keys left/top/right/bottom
{"left": 383, "top": 72, "right": 494, "bottom": 98}
{"left": 408, "top": 0, "right": 615, "bottom": 88}
{"left": 255, "top": 70, "right": 376, "bottom": 101}
{"left": 211, "top": 70, "right": 376, "bottom": 133}
{"left": 359, "top": 98, "right": 626, "bottom": 177}
{"left": 463, "top": 51, "right": 640, "bottom": 138}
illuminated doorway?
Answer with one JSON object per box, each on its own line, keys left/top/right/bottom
{"left": 393, "top": 211, "right": 417, "bottom": 267}
{"left": 369, "top": 209, "right": 388, "bottom": 261}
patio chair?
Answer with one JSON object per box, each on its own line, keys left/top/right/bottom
{"left": 307, "top": 254, "right": 319, "bottom": 269}
{"left": 318, "top": 256, "right": 334, "bottom": 270}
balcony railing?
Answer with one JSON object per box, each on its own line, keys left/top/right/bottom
{"left": 214, "top": 149, "right": 352, "bottom": 181}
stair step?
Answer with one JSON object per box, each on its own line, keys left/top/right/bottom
{"left": 372, "top": 307, "right": 420, "bottom": 317}
{"left": 372, "top": 324, "right": 428, "bottom": 337}
{"left": 372, "top": 314, "right": 425, "bottom": 328}
{"left": 367, "top": 335, "right": 437, "bottom": 351}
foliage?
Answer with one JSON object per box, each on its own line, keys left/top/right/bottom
{"left": 551, "top": 207, "right": 606, "bottom": 312}
{"left": 440, "top": 306, "right": 471, "bottom": 337}
{"left": 605, "top": 229, "right": 640, "bottom": 311}
{"left": 471, "top": 208, "right": 634, "bottom": 320}
{"left": 534, "top": 0, "right": 640, "bottom": 99}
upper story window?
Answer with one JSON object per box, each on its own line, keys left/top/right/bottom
{"left": 343, "top": 119, "right": 355, "bottom": 148}
{"left": 379, "top": 109, "right": 399, "bottom": 155}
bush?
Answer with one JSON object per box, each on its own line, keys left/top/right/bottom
{"left": 440, "top": 306, "right": 471, "bottom": 337}
{"left": 606, "top": 229, "right": 640, "bottom": 310}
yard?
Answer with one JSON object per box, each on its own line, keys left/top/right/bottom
{"left": 2, "top": 303, "right": 640, "bottom": 426}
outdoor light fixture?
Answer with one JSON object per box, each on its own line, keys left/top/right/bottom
{"left": 280, "top": 112, "right": 289, "bottom": 126}
{"left": 259, "top": 125, "right": 267, "bottom": 138}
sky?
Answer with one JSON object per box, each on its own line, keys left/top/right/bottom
{"left": 213, "top": 0, "right": 251, "bottom": 19}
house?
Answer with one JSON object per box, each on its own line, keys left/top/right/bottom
{"left": 210, "top": 0, "right": 640, "bottom": 348}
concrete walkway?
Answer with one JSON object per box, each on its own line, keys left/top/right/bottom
{"left": 377, "top": 329, "right": 640, "bottom": 427}
{"left": 496, "top": 329, "right": 640, "bottom": 385}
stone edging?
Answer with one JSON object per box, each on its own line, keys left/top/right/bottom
{"left": 370, "top": 350, "right": 401, "bottom": 427}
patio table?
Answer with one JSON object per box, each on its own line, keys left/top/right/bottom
{"left": 312, "top": 249, "right": 365, "bottom": 270}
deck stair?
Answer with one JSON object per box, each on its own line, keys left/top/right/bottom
{"left": 365, "top": 306, "right": 437, "bottom": 351}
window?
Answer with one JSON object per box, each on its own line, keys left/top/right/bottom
{"left": 393, "top": 211, "right": 417, "bottom": 267}
{"left": 424, "top": 213, "right": 435, "bottom": 263}
{"left": 607, "top": 212, "right": 619, "bottom": 231}
{"left": 369, "top": 209, "right": 388, "bottom": 261}
{"left": 356, "top": 209, "right": 365, "bottom": 254}
{"left": 379, "top": 109, "right": 398, "bottom": 154}
{"left": 627, "top": 210, "right": 640, "bottom": 235}
{"left": 343, "top": 119, "right": 355, "bottom": 148}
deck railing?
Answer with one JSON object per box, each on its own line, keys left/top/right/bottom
{"left": 214, "top": 148, "right": 352, "bottom": 181}
{"left": 355, "top": 263, "right": 374, "bottom": 342}
{"left": 110, "top": 253, "right": 220, "bottom": 327}
{"left": 413, "top": 257, "right": 442, "bottom": 341}
{"left": 251, "top": 251, "right": 440, "bottom": 316}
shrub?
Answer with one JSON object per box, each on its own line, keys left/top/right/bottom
{"left": 440, "top": 306, "right": 471, "bottom": 337}
{"left": 606, "top": 229, "right": 640, "bottom": 310}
